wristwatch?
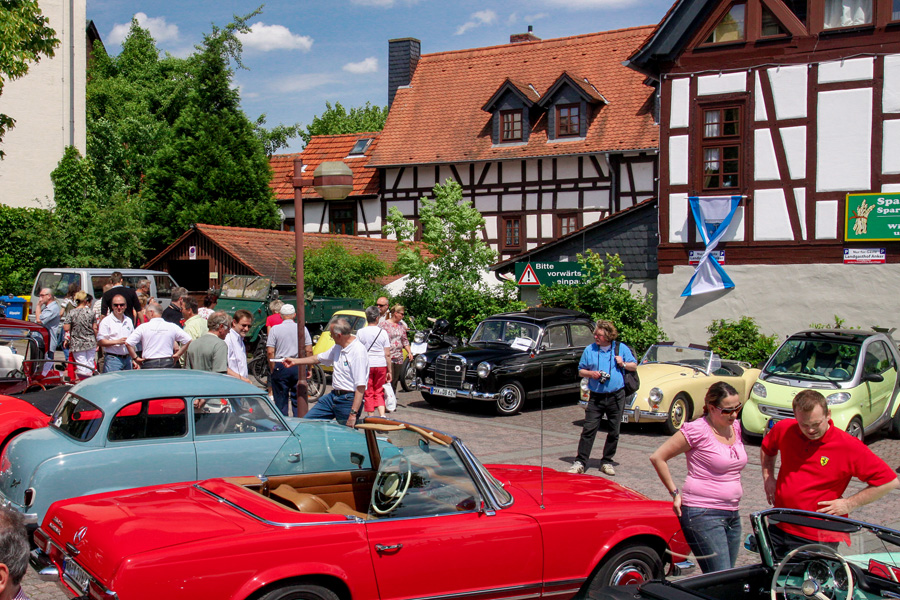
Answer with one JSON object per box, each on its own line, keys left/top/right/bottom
{"left": 670, "top": 488, "right": 679, "bottom": 499}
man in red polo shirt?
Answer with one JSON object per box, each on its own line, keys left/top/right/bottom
{"left": 761, "top": 389, "right": 898, "bottom": 555}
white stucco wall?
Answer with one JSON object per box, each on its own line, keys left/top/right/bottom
{"left": 0, "top": 0, "right": 86, "bottom": 208}
{"left": 657, "top": 263, "right": 900, "bottom": 343}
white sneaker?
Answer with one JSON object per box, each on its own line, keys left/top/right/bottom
{"left": 568, "top": 461, "right": 585, "bottom": 474}
{"left": 600, "top": 463, "right": 616, "bottom": 476}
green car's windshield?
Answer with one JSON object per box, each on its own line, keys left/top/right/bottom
{"left": 765, "top": 338, "right": 860, "bottom": 382}
{"left": 760, "top": 510, "right": 900, "bottom": 593}
{"left": 220, "top": 275, "right": 272, "bottom": 300}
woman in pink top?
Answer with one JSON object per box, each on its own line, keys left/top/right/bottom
{"left": 649, "top": 382, "right": 747, "bottom": 573}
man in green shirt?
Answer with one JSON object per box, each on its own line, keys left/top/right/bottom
{"left": 182, "top": 297, "right": 207, "bottom": 340}
{"left": 185, "top": 311, "right": 229, "bottom": 373}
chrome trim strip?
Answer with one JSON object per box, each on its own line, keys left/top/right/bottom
{"left": 193, "top": 485, "right": 363, "bottom": 527}
{"left": 622, "top": 409, "right": 667, "bottom": 423}
{"left": 407, "top": 582, "right": 542, "bottom": 600}
{"left": 430, "top": 387, "right": 500, "bottom": 401}
{"left": 455, "top": 441, "right": 514, "bottom": 509}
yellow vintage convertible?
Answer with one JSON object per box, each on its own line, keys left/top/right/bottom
{"left": 624, "top": 344, "right": 761, "bottom": 434}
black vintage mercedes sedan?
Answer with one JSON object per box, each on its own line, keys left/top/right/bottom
{"left": 414, "top": 308, "right": 595, "bottom": 415}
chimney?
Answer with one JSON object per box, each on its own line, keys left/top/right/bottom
{"left": 388, "top": 38, "right": 421, "bottom": 109}
{"left": 510, "top": 25, "right": 540, "bottom": 44}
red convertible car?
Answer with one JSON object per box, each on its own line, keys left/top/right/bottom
{"left": 31, "top": 417, "right": 690, "bottom": 600}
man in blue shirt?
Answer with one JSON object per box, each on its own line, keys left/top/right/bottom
{"left": 569, "top": 320, "right": 637, "bottom": 476}
{"left": 34, "top": 288, "right": 62, "bottom": 376}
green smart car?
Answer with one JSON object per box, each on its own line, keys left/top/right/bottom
{"left": 743, "top": 329, "right": 900, "bottom": 440}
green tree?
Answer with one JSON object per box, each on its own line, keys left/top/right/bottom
{"left": 384, "top": 179, "right": 524, "bottom": 335}
{"left": 299, "top": 101, "right": 388, "bottom": 146}
{"left": 51, "top": 146, "right": 146, "bottom": 267}
{"left": 0, "top": 0, "right": 59, "bottom": 157}
{"left": 539, "top": 251, "right": 664, "bottom": 354}
{"left": 302, "top": 241, "right": 389, "bottom": 300}
{"left": 142, "top": 11, "right": 280, "bottom": 248}
{"left": 254, "top": 114, "right": 301, "bottom": 156}
{"left": 0, "top": 205, "right": 64, "bottom": 294}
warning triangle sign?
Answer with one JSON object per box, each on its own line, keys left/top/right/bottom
{"left": 518, "top": 264, "right": 540, "bottom": 286}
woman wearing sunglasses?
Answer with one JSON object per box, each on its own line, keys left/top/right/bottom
{"left": 649, "top": 381, "right": 747, "bottom": 573}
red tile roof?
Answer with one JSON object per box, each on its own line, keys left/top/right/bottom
{"left": 369, "top": 26, "right": 658, "bottom": 167}
{"left": 145, "top": 223, "right": 423, "bottom": 286}
{"left": 269, "top": 133, "right": 381, "bottom": 202}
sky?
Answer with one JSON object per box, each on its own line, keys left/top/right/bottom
{"left": 86, "top": 0, "right": 675, "bottom": 153}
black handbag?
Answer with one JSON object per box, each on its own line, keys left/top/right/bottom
{"left": 616, "top": 341, "right": 640, "bottom": 396}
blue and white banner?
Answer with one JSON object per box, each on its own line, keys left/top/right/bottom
{"left": 681, "top": 196, "right": 742, "bottom": 297}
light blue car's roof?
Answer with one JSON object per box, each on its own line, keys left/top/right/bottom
{"left": 68, "top": 370, "right": 264, "bottom": 409}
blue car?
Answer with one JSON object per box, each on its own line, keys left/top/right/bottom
{"left": 0, "top": 370, "right": 367, "bottom": 527}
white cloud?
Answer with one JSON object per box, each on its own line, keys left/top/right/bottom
{"left": 539, "top": 0, "right": 639, "bottom": 7}
{"left": 238, "top": 22, "right": 313, "bottom": 52}
{"left": 455, "top": 10, "right": 497, "bottom": 35}
{"left": 343, "top": 57, "right": 378, "bottom": 74}
{"left": 349, "top": 0, "right": 422, "bottom": 6}
{"left": 272, "top": 73, "right": 341, "bottom": 94}
{"left": 507, "top": 12, "right": 519, "bottom": 25}
{"left": 108, "top": 12, "right": 179, "bottom": 46}
{"left": 523, "top": 12, "right": 549, "bottom": 22}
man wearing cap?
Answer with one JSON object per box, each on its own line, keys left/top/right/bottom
{"left": 266, "top": 303, "right": 313, "bottom": 416}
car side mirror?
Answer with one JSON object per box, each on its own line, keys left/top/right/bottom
{"left": 350, "top": 452, "right": 364, "bottom": 468}
{"left": 863, "top": 372, "right": 884, "bottom": 383}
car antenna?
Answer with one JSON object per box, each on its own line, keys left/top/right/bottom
{"left": 540, "top": 362, "right": 545, "bottom": 509}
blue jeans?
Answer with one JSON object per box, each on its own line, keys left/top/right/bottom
{"left": 103, "top": 353, "right": 132, "bottom": 373}
{"left": 679, "top": 506, "right": 742, "bottom": 574}
{"left": 304, "top": 389, "right": 358, "bottom": 423}
{"left": 271, "top": 364, "right": 298, "bottom": 416}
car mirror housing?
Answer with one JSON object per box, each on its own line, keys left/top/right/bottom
{"left": 862, "top": 372, "right": 885, "bottom": 383}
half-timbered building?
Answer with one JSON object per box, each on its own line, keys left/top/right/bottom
{"left": 368, "top": 28, "right": 660, "bottom": 261}
{"left": 628, "top": 0, "right": 900, "bottom": 340}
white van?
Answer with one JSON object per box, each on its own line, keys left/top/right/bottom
{"left": 30, "top": 269, "right": 179, "bottom": 319}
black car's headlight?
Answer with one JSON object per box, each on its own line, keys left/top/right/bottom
{"left": 414, "top": 331, "right": 426, "bottom": 344}
{"left": 477, "top": 362, "right": 492, "bottom": 378}
{"left": 415, "top": 355, "right": 427, "bottom": 370}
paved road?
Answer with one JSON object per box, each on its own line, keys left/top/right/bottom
{"left": 24, "top": 388, "right": 900, "bottom": 599}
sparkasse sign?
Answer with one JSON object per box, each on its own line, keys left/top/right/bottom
{"left": 845, "top": 193, "right": 900, "bottom": 241}
{"left": 514, "top": 262, "right": 583, "bottom": 286}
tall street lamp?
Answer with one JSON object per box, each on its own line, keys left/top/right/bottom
{"left": 292, "top": 158, "right": 353, "bottom": 416}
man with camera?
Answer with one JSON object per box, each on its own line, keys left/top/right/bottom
{"left": 569, "top": 320, "right": 637, "bottom": 476}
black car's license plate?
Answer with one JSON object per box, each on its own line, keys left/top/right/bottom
{"left": 64, "top": 559, "right": 90, "bottom": 593}
{"left": 431, "top": 386, "right": 456, "bottom": 398}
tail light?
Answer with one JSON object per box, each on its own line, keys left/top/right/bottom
{"left": 33, "top": 528, "right": 49, "bottom": 552}
{"left": 23, "top": 488, "right": 34, "bottom": 508}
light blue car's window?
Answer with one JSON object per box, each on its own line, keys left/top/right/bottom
{"left": 52, "top": 393, "right": 104, "bottom": 441}
{"left": 108, "top": 398, "right": 187, "bottom": 441}
{"left": 193, "top": 396, "right": 287, "bottom": 436}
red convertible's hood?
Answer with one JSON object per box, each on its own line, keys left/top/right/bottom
{"left": 43, "top": 482, "right": 252, "bottom": 584}
{"left": 489, "top": 464, "right": 655, "bottom": 505}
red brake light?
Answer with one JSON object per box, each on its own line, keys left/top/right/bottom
{"left": 33, "top": 528, "right": 49, "bottom": 552}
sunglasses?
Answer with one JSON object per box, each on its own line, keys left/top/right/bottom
{"left": 715, "top": 403, "right": 742, "bottom": 415}
{"left": 113, "top": 303, "right": 126, "bottom": 307}
{"left": 377, "top": 303, "right": 388, "bottom": 307}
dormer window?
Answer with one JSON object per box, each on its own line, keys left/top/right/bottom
{"left": 557, "top": 104, "right": 580, "bottom": 137}
{"left": 704, "top": 4, "right": 745, "bottom": 44}
{"left": 348, "top": 138, "right": 373, "bottom": 156}
{"left": 501, "top": 110, "right": 523, "bottom": 142}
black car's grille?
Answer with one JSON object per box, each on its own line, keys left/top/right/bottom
{"left": 435, "top": 355, "right": 466, "bottom": 388}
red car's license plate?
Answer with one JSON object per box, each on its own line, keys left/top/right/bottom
{"left": 64, "top": 559, "right": 90, "bottom": 594}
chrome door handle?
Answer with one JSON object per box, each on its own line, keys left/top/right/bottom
{"left": 375, "top": 543, "right": 403, "bottom": 553}
{"left": 287, "top": 453, "right": 300, "bottom": 463}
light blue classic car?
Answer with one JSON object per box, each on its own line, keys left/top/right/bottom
{"left": 0, "top": 370, "right": 366, "bottom": 526}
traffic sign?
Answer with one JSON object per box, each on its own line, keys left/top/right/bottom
{"left": 518, "top": 264, "right": 540, "bottom": 285}
{"left": 514, "top": 262, "right": 583, "bottom": 286}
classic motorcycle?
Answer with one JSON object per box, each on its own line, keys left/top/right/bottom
{"left": 403, "top": 318, "right": 460, "bottom": 391}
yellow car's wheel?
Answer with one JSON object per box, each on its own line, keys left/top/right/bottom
{"left": 664, "top": 394, "right": 692, "bottom": 435}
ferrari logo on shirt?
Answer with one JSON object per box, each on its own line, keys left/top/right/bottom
{"left": 820, "top": 456, "right": 830, "bottom": 466}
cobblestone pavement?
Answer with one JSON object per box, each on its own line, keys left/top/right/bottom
{"left": 23, "top": 388, "right": 900, "bottom": 599}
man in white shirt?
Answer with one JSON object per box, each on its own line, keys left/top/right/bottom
{"left": 225, "top": 309, "right": 253, "bottom": 383}
{"left": 266, "top": 304, "right": 313, "bottom": 416}
{"left": 283, "top": 317, "right": 368, "bottom": 427}
{"left": 125, "top": 303, "right": 192, "bottom": 369}
{"left": 375, "top": 297, "right": 390, "bottom": 324}
{"left": 97, "top": 294, "right": 134, "bottom": 372}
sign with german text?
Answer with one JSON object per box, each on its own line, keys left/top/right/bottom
{"left": 845, "top": 193, "right": 900, "bottom": 241}
{"left": 843, "top": 248, "right": 886, "bottom": 264}
{"left": 514, "top": 262, "right": 583, "bottom": 286}
{"left": 689, "top": 250, "right": 725, "bottom": 266}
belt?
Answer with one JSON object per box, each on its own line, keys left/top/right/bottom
{"left": 333, "top": 389, "right": 355, "bottom": 395}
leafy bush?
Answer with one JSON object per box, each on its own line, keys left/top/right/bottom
{"left": 302, "top": 241, "right": 389, "bottom": 301}
{"left": 809, "top": 315, "right": 859, "bottom": 330}
{"left": 384, "top": 179, "right": 525, "bottom": 337}
{"left": 0, "top": 205, "right": 65, "bottom": 295}
{"left": 538, "top": 251, "right": 664, "bottom": 355}
{"left": 707, "top": 317, "right": 778, "bottom": 366}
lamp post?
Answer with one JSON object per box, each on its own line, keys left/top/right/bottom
{"left": 292, "top": 159, "right": 353, "bottom": 416}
